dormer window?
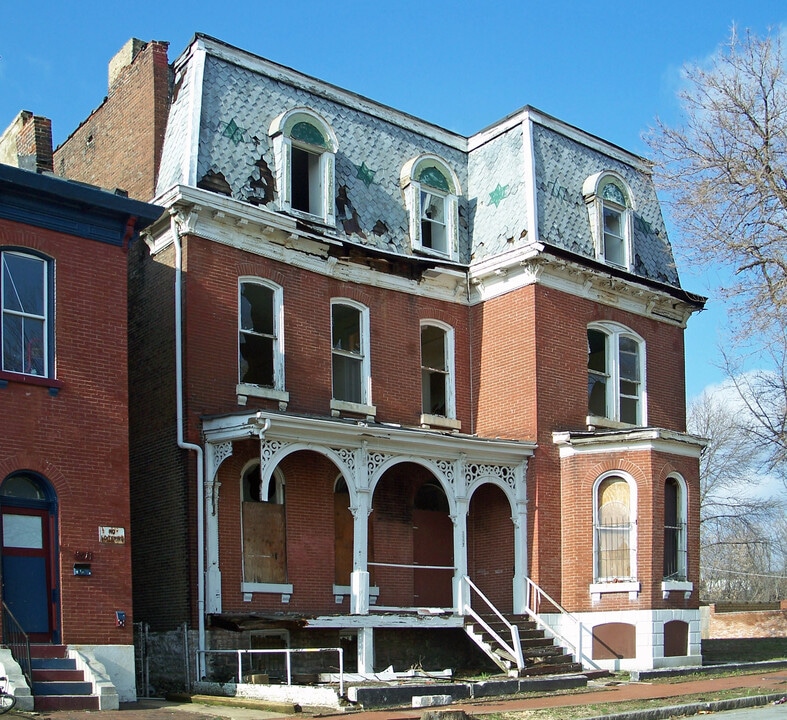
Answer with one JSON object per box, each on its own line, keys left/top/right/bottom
{"left": 401, "top": 155, "right": 460, "bottom": 259}
{"left": 270, "top": 108, "right": 337, "bottom": 225}
{"left": 583, "top": 172, "right": 633, "bottom": 270}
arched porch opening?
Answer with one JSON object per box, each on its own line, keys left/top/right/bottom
{"left": 467, "top": 482, "right": 515, "bottom": 613}
{"left": 370, "top": 462, "right": 453, "bottom": 609}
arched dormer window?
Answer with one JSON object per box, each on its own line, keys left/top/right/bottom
{"left": 401, "top": 155, "right": 460, "bottom": 259}
{"left": 587, "top": 322, "right": 646, "bottom": 427}
{"left": 583, "top": 172, "right": 634, "bottom": 270}
{"left": 269, "top": 108, "right": 338, "bottom": 225}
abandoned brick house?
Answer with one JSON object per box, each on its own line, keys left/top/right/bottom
{"left": 0, "top": 113, "right": 161, "bottom": 708}
{"left": 51, "top": 35, "right": 706, "bottom": 686}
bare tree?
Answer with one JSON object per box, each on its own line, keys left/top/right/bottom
{"left": 688, "top": 391, "right": 786, "bottom": 601}
{"left": 646, "top": 27, "right": 787, "bottom": 483}
{"left": 646, "top": 27, "right": 787, "bottom": 333}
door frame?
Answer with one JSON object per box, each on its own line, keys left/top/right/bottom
{"left": 0, "top": 471, "right": 60, "bottom": 643}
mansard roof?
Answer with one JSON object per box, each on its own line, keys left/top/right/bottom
{"left": 156, "top": 33, "right": 684, "bottom": 292}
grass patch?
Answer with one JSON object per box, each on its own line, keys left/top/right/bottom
{"left": 702, "top": 638, "right": 787, "bottom": 664}
{"left": 481, "top": 686, "right": 782, "bottom": 720}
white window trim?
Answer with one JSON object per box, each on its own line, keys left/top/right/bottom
{"left": 592, "top": 471, "right": 638, "bottom": 593}
{"left": 269, "top": 107, "right": 337, "bottom": 226}
{"left": 587, "top": 321, "right": 646, "bottom": 428}
{"left": 583, "top": 171, "right": 634, "bottom": 271}
{"left": 240, "top": 463, "right": 288, "bottom": 590}
{"left": 330, "top": 298, "right": 374, "bottom": 417}
{"left": 1, "top": 249, "right": 50, "bottom": 378}
{"left": 401, "top": 155, "right": 460, "bottom": 260}
{"left": 419, "top": 320, "right": 458, "bottom": 428}
{"left": 237, "top": 277, "right": 287, "bottom": 400}
{"left": 663, "top": 473, "right": 690, "bottom": 590}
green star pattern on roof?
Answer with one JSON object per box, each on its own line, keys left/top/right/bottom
{"left": 355, "top": 162, "right": 376, "bottom": 186}
{"left": 221, "top": 118, "right": 246, "bottom": 146}
{"left": 489, "top": 183, "right": 510, "bottom": 208}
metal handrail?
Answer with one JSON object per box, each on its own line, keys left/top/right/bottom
{"left": 460, "top": 575, "right": 524, "bottom": 671}
{"left": 198, "top": 647, "right": 344, "bottom": 696}
{"left": 1, "top": 602, "right": 31, "bottom": 684}
{"left": 525, "top": 577, "right": 600, "bottom": 669}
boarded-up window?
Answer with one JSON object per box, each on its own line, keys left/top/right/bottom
{"left": 596, "top": 477, "right": 632, "bottom": 581}
{"left": 664, "top": 620, "right": 688, "bottom": 657}
{"left": 242, "top": 464, "right": 286, "bottom": 583}
{"left": 592, "top": 622, "right": 636, "bottom": 659}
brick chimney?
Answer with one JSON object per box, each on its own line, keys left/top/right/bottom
{"left": 0, "top": 111, "right": 54, "bottom": 173}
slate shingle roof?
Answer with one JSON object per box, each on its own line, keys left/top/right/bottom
{"left": 157, "top": 34, "right": 682, "bottom": 290}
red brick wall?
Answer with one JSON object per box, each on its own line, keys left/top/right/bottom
{"left": 181, "top": 236, "right": 472, "bottom": 428}
{"left": 558, "top": 448, "right": 700, "bottom": 613}
{"left": 54, "top": 41, "right": 170, "bottom": 202}
{"left": 0, "top": 219, "right": 133, "bottom": 645}
{"left": 467, "top": 483, "right": 514, "bottom": 612}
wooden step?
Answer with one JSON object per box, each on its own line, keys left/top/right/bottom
{"left": 34, "top": 695, "right": 100, "bottom": 711}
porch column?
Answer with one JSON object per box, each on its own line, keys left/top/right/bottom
{"left": 350, "top": 485, "right": 372, "bottom": 615}
{"left": 452, "top": 497, "right": 469, "bottom": 615}
{"left": 204, "top": 440, "right": 232, "bottom": 614}
{"left": 357, "top": 627, "right": 374, "bottom": 674}
{"left": 512, "top": 460, "right": 529, "bottom": 614}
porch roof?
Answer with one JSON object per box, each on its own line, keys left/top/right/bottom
{"left": 202, "top": 409, "right": 536, "bottom": 464}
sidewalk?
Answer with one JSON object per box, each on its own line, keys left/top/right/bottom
{"left": 27, "top": 669, "right": 787, "bottom": 720}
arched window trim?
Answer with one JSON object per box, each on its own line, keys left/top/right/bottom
{"left": 662, "top": 473, "right": 694, "bottom": 598}
{"left": 401, "top": 155, "right": 461, "bottom": 259}
{"left": 240, "top": 462, "right": 291, "bottom": 597}
{"left": 590, "top": 471, "right": 640, "bottom": 599}
{"left": 269, "top": 107, "right": 337, "bottom": 225}
{"left": 587, "top": 321, "right": 647, "bottom": 428}
{"left": 582, "top": 171, "right": 635, "bottom": 271}
{"left": 419, "top": 319, "right": 459, "bottom": 430}
{"left": 237, "top": 277, "right": 288, "bottom": 404}
{"left": 330, "top": 298, "right": 375, "bottom": 418}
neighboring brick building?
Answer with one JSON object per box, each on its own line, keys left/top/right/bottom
{"left": 0, "top": 124, "right": 161, "bottom": 705}
{"left": 54, "top": 35, "right": 706, "bottom": 687}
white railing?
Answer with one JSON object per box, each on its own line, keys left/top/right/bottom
{"left": 525, "top": 577, "right": 599, "bottom": 670}
{"left": 198, "top": 647, "right": 344, "bottom": 696}
{"left": 460, "top": 575, "right": 524, "bottom": 672}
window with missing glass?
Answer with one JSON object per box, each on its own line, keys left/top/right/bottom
{"left": 587, "top": 323, "right": 645, "bottom": 426}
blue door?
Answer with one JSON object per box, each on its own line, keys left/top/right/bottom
{"left": 1, "top": 474, "right": 58, "bottom": 643}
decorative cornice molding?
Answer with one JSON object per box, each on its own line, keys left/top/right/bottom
{"left": 552, "top": 428, "right": 707, "bottom": 459}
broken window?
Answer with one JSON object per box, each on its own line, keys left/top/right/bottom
{"left": 421, "top": 322, "right": 455, "bottom": 418}
{"left": 331, "top": 300, "right": 371, "bottom": 408}
{"left": 582, "top": 172, "right": 633, "bottom": 270}
{"left": 238, "top": 279, "right": 284, "bottom": 393}
{"left": 401, "top": 156, "right": 459, "bottom": 258}
{"left": 595, "top": 475, "right": 636, "bottom": 582}
{"left": 587, "top": 323, "right": 644, "bottom": 426}
{"left": 269, "top": 109, "right": 337, "bottom": 225}
{"left": 1, "top": 250, "right": 49, "bottom": 377}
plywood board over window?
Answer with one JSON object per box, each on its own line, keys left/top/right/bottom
{"left": 243, "top": 502, "right": 286, "bottom": 583}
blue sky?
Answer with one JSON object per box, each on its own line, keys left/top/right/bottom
{"left": 1, "top": 0, "right": 785, "bottom": 400}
